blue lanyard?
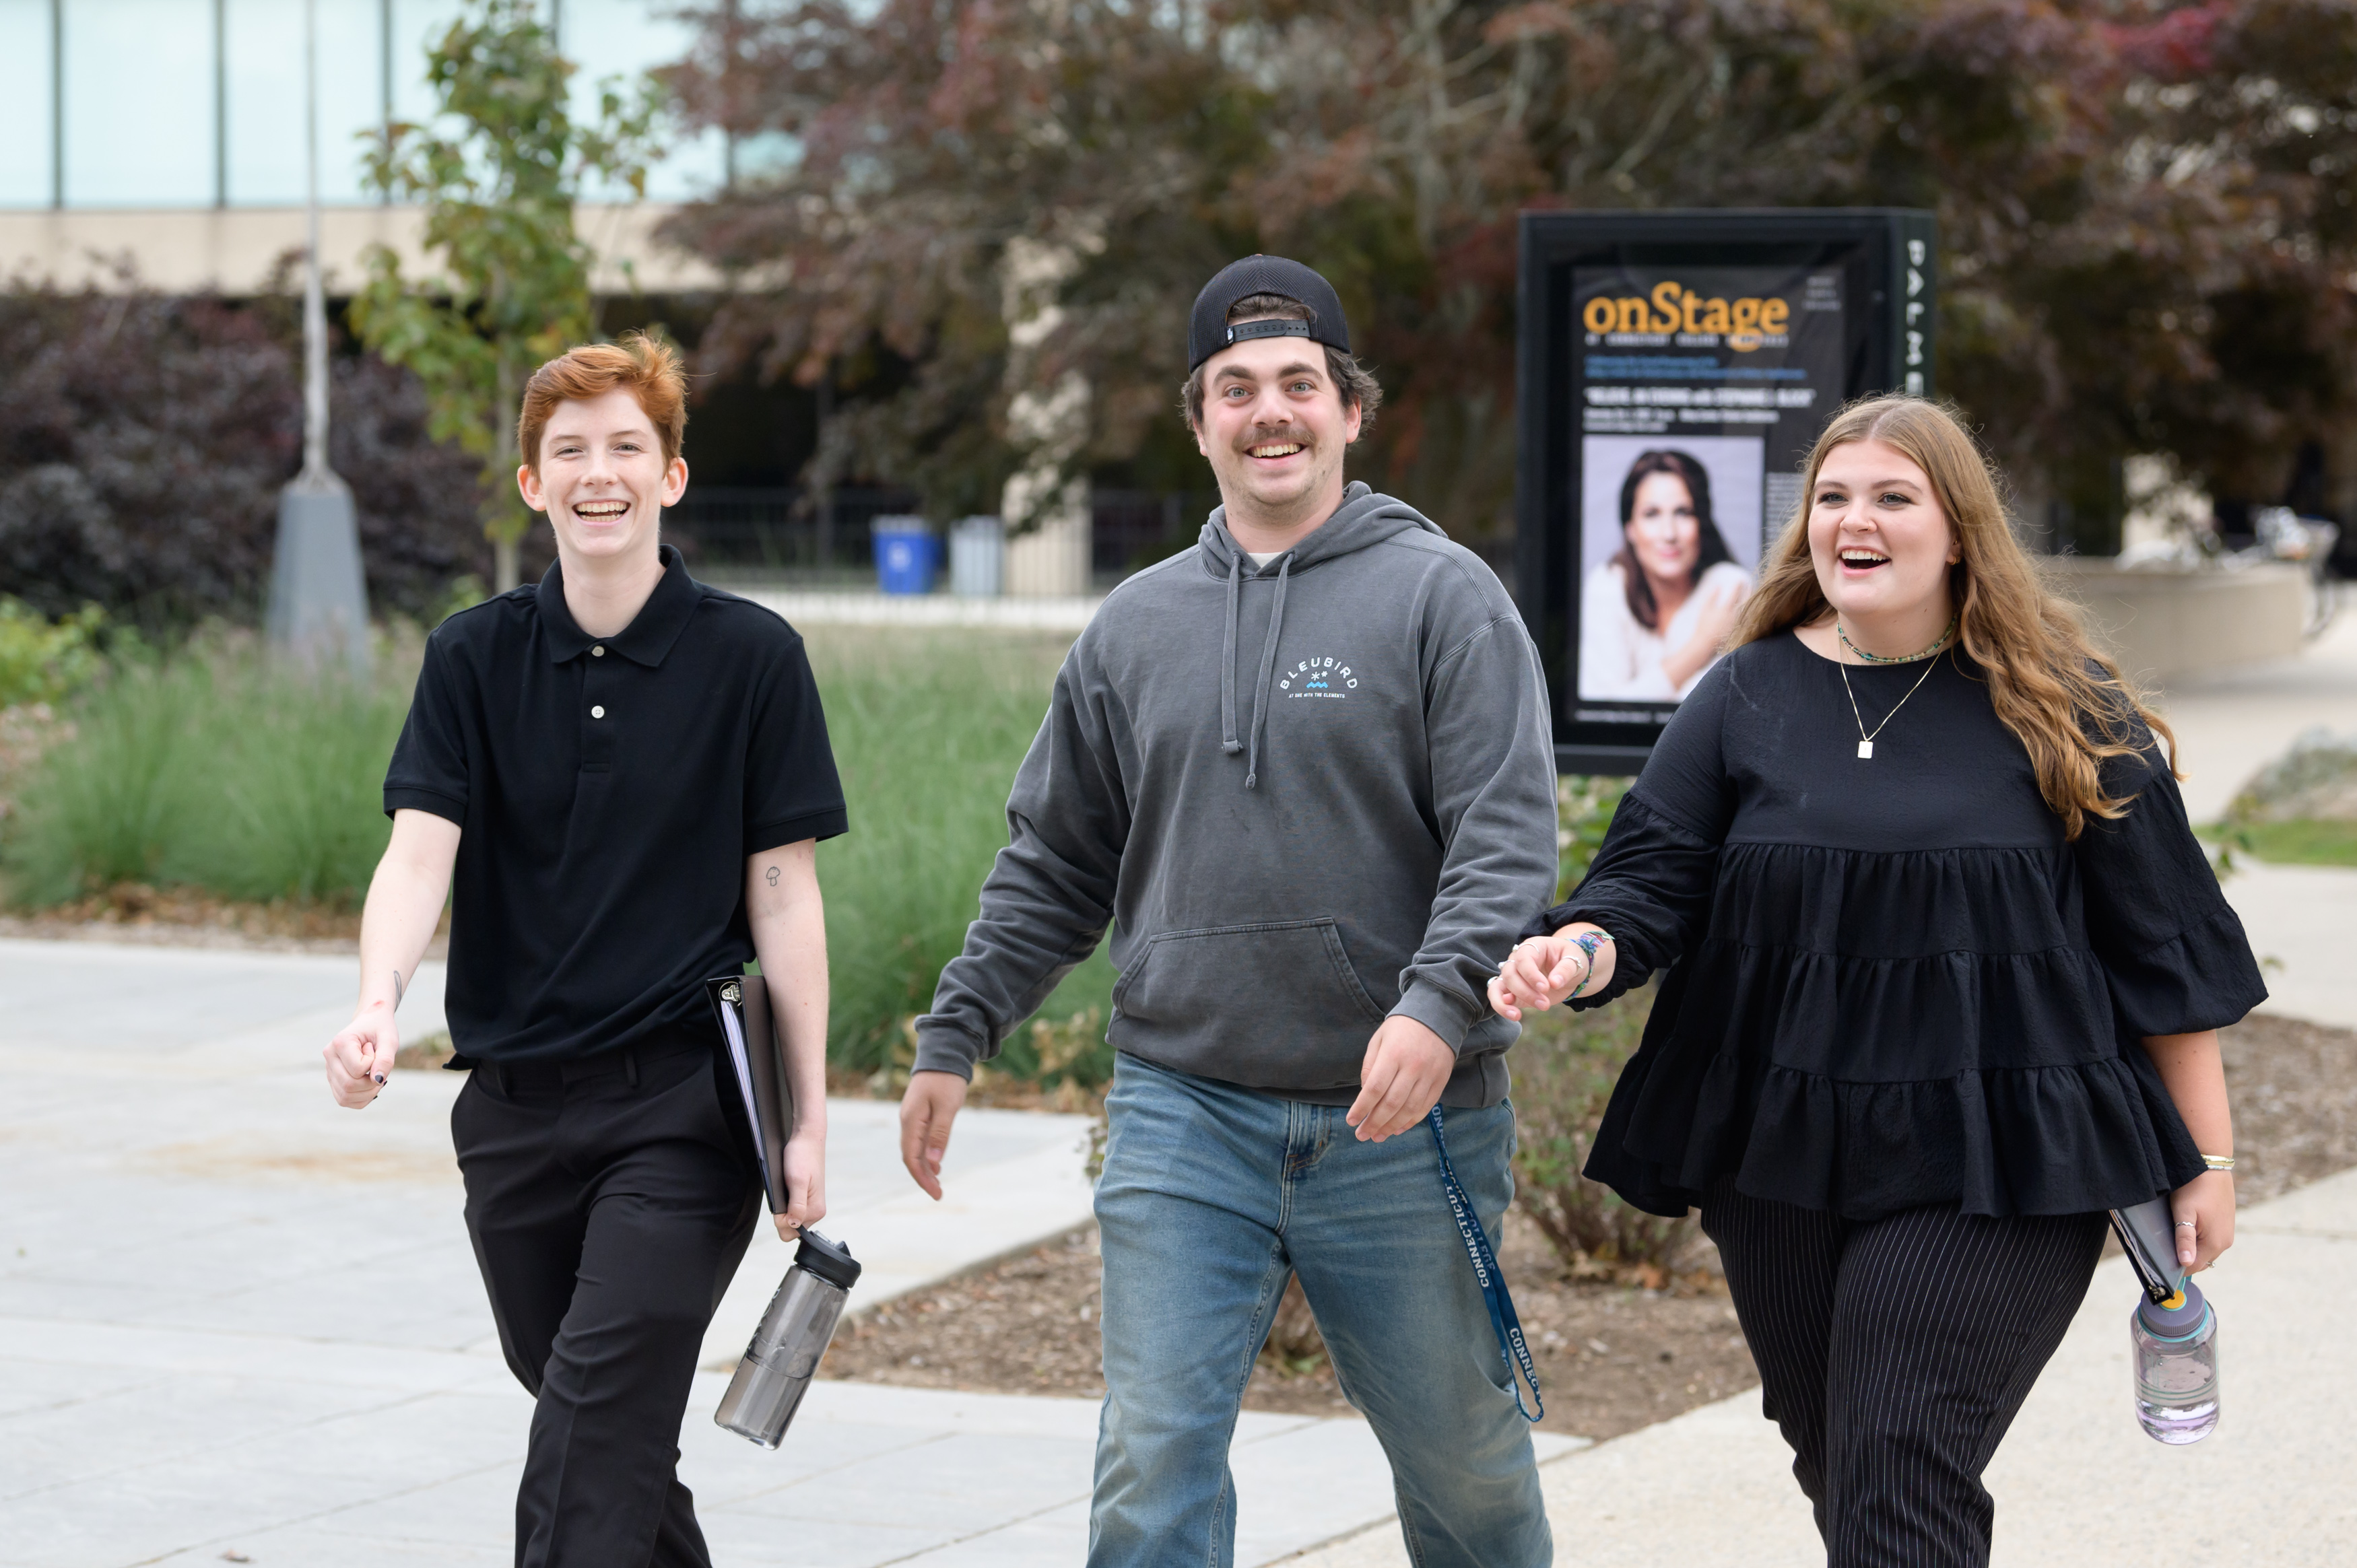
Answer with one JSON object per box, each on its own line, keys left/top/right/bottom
{"left": 1428, "top": 1104, "right": 1543, "bottom": 1422}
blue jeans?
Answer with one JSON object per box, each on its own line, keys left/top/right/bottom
{"left": 1089, "top": 1052, "right": 1552, "bottom": 1568}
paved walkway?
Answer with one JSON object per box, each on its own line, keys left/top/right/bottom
{"left": 1292, "top": 1164, "right": 2357, "bottom": 1568}
{"left": 2150, "top": 611, "right": 2357, "bottom": 1032}
{"left": 0, "top": 939, "right": 1566, "bottom": 1567}
{"left": 738, "top": 588, "right": 1102, "bottom": 632}
{"left": 2152, "top": 608, "right": 2357, "bottom": 825}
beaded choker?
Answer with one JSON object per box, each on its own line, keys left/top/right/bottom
{"left": 1838, "top": 615, "right": 1956, "bottom": 664}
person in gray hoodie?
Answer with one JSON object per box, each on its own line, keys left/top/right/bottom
{"left": 898, "top": 256, "right": 1560, "bottom": 1567}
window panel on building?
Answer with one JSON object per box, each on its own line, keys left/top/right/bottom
{"left": 387, "top": 0, "right": 469, "bottom": 127}
{"left": 225, "top": 0, "right": 389, "bottom": 205}
{"left": 643, "top": 124, "right": 727, "bottom": 203}
{"left": 558, "top": 0, "right": 713, "bottom": 203}
{"left": 0, "top": 0, "right": 57, "bottom": 207}
{"left": 20, "top": 0, "right": 723, "bottom": 219}
{"left": 61, "top": 0, "right": 219, "bottom": 207}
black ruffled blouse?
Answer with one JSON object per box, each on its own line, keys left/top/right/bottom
{"left": 1535, "top": 632, "right": 2265, "bottom": 1221}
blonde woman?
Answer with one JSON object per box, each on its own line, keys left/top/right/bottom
{"left": 1490, "top": 397, "right": 2259, "bottom": 1566}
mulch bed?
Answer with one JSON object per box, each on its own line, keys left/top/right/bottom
{"left": 2218, "top": 1010, "right": 2357, "bottom": 1202}
{"left": 824, "top": 1011, "right": 2357, "bottom": 1442}
{"left": 822, "top": 1214, "right": 1752, "bottom": 1443}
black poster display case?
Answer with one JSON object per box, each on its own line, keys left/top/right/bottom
{"left": 1515, "top": 209, "right": 1937, "bottom": 774}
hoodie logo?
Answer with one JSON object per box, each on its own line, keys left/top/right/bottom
{"left": 1279, "top": 656, "right": 1357, "bottom": 700}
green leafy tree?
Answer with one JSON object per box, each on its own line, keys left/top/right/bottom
{"left": 350, "top": 0, "right": 659, "bottom": 591}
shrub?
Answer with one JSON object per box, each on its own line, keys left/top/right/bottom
{"left": 1511, "top": 989, "right": 1702, "bottom": 1283}
{"left": 0, "top": 281, "right": 486, "bottom": 629}
{"left": 1555, "top": 772, "right": 1628, "bottom": 899}
{"left": 0, "top": 599, "right": 104, "bottom": 708}
{"left": 1511, "top": 777, "right": 1707, "bottom": 1283}
{"left": 2225, "top": 726, "right": 2357, "bottom": 819}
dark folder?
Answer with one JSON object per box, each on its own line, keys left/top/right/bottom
{"left": 707, "top": 974, "right": 793, "bottom": 1215}
{"left": 2110, "top": 1197, "right": 2189, "bottom": 1304}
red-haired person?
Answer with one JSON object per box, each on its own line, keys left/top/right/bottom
{"left": 1492, "top": 396, "right": 2259, "bottom": 1567}
{"left": 323, "top": 333, "right": 845, "bottom": 1567}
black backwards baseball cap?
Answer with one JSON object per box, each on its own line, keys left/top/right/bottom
{"left": 1187, "top": 255, "right": 1352, "bottom": 372}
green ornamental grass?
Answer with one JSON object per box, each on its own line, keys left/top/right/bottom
{"left": 1, "top": 621, "right": 1115, "bottom": 1083}
{"left": 3, "top": 647, "right": 409, "bottom": 906}
{"left": 803, "top": 626, "right": 1115, "bottom": 1079}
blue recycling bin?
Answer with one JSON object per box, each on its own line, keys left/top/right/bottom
{"left": 872, "top": 517, "right": 938, "bottom": 595}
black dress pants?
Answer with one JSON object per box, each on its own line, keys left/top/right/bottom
{"left": 1699, "top": 1180, "right": 2107, "bottom": 1568}
{"left": 452, "top": 1039, "right": 762, "bottom": 1568}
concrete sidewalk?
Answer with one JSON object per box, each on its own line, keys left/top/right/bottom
{"left": 2151, "top": 609, "right": 2357, "bottom": 1031}
{"left": 1293, "top": 1163, "right": 2357, "bottom": 1568}
{"left": 0, "top": 938, "right": 1545, "bottom": 1566}
{"left": 2152, "top": 609, "right": 2357, "bottom": 825}
{"left": 739, "top": 587, "right": 1101, "bottom": 632}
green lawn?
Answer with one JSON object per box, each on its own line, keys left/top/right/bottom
{"left": 2202, "top": 818, "right": 2357, "bottom": 868}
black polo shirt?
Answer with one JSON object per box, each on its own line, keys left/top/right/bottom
{"left": 384, "top": 545, "right": 847, "bottom": 1062}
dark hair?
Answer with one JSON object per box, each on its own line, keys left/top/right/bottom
{"left": 1179, "top": 292, "right": 1382, "bottom": 433}
{"left": 1612, "top": 449, "right": 1733, "bottom": 631}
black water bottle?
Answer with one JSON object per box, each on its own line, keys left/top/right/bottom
{"left": 715, "top": 1231, "right": 861, "bottom": 1448}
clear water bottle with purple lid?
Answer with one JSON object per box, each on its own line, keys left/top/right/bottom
{"left": 2130, "top": 1278, "right": 2218, "bottom": 1445}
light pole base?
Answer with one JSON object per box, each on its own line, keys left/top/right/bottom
{"left": 268, "top": 474, "right": 371, "bottom": 679}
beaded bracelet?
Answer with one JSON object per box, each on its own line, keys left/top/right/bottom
{"left": 1566, "top": 930, "right": 1614, "bottom": 999}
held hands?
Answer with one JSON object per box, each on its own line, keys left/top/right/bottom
{"left": 323, "top": 1001, "right": 397, "bottom": 1108}
{"left": 1346, "top": 1015, "right": 1457, "bottom": 1143}
{"left": 778, "top": 1125, "right": 828, "bottom": 1241}
{"left": 899, "top": 1068, "right": 970, "bottom": 1199}
{"left": 2172, "top": 1169, "right": 2235, "bottom": 1274}
{"left": 1487, "top": 924, "right": 1616, "bottom": 1022}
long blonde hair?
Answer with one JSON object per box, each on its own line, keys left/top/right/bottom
{"left": 1729, "top": 395, "right": 2175, "bottom": 839}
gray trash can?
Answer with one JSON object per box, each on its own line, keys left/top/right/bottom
{"left": 950, "top": 515, "right": 1005, "bottom": 599}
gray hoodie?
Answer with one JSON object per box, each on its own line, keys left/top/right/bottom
{"left": 912, "top": 482, "right": 1560, "bottom": 1107}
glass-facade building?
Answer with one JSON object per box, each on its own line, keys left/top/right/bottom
{"left": 0, "top": 0, "right": 722, "bottom": 210}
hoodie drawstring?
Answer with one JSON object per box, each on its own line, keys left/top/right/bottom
{"left": 1244, "top": 557, "right": 1290, "bottom": 790}
{"left": 1220, "top": 551, "right": 1244, "bottom": 757}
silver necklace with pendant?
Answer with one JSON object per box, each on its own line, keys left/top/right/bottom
{"left": 1837, "top": 619, "right": 1951, "bottom": 759}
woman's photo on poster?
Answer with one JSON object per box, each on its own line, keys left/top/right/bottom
{"left": 1577, "top": 438, "right": 1762, "bottom": 702}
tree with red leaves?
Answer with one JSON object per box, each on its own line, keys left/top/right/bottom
{"left": 664, "top": 1, "right": 2357, "bottom": 553}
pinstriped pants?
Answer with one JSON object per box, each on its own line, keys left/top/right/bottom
{"left": 1699, "top": 1180, "right": 2107, "bottom": 1568}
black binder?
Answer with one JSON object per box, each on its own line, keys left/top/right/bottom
{"left": 2110, "top": 1197, "right": 2189, "bottom": 1304}
{"left": 707, "top": 974, "right": 793, "bottom": 1214}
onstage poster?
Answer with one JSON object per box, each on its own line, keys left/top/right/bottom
{"left": 1569, "top": 263, "right": 1849, "bottom": 712}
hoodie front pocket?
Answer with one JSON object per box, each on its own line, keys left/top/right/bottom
{"left": 1113, "top": 918, "right": 1389, "bottom": 1031}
